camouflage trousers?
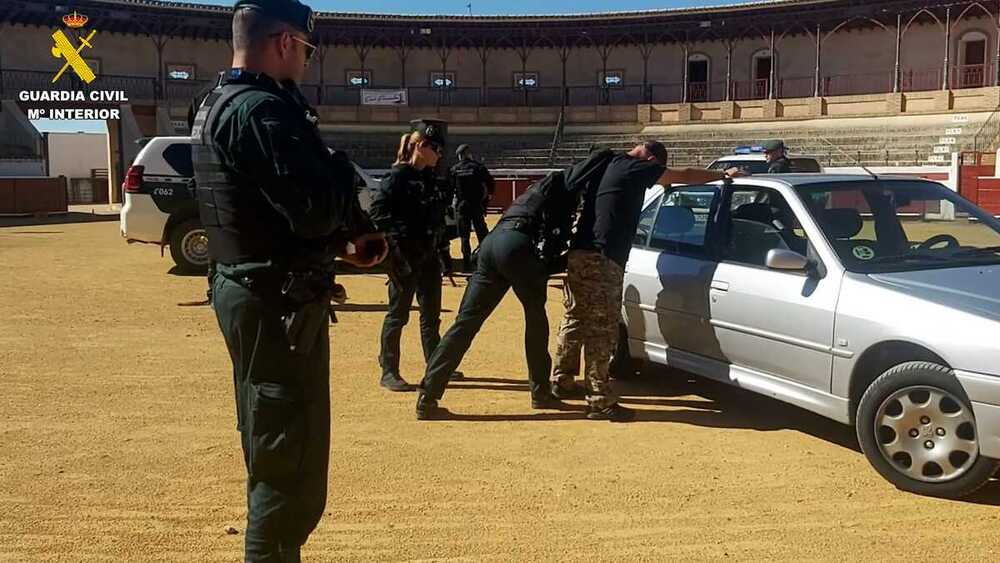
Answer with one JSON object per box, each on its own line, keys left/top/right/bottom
{"left": 552, "top": 250, "right": 624, "bottom": 409}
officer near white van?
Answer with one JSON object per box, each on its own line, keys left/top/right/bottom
{"left": 762, "top": 139, "right": 793, "bottom": 173}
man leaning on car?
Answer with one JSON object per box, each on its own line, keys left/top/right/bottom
{"left": 551, "top": 140, "right": 742, "bottom": 422}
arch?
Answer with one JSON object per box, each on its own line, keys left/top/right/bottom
{"left": 778, "top": 23, "right": 817, "bottom": 42}
{"left": 903, "top": 8, "right": 944, "bottom": 36}
{"left": 953, "top": 2, "right": 995, "bottom": 28}
{"left": 823, "top": 15, "right": 889, "bottom": 42}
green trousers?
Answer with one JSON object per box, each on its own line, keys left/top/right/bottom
{"left": 212, "top": 269, "right": 330, "bottom": 563}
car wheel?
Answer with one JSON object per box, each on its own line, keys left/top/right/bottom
{"left": 856, "top": 361, "right": 999, "bottom": 498}
{"left": 610, "top": 323, "right": 642, "bottom": 380}
{"left": 168, "top": 218, "right": 210, "bottom": 274}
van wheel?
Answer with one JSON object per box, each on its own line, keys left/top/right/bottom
{"left": 168, "top": 218, "right": 209, "bottom": 274}
{"left": 856, "top": 361, "right": 999, "bottom": 499}
{"left": 610, "top": 323, "right": 642, "bottom": 380}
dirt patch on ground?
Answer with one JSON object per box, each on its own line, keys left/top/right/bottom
{"left": 1, "top": 222, "right": 998, "bottom": 562}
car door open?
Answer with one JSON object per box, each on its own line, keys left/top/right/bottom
{"left": 709, "top": 184, "right": 840, "bottom": 393}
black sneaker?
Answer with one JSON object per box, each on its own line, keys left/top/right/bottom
{"left": 449, "top": 371, "right": 465, "bottom": 381}
{"left": 551, "top": 381, "right": 585, "bottom": 400}
{"left": 531, "top": 394, "right": 566, "bottom": 410}
{"left": 586, "top": 403, "right": 636, "bottom": 422}
{"left": 415, "top": 393, "right": 446, "bottom": 420}
{"left": 381, "top": 373, "right": 415, "bottom": 392}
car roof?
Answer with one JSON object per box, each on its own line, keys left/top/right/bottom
{"left": 727, "top": 173, "right": 939, "bottom": 187}
{"left": 712, "top": 154, "right": 821, "bottom": 162}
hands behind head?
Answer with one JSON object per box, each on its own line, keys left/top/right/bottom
{"left": 339, "top": 232, "right": 388, "bottom": 268}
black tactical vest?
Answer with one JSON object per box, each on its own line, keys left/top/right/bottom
{"left": 190, "top": 72, "right": 329, "bottom": 267}
{"left": 501, "top": 171, "right": 579, "bottom": 265}
{"left": 450, "top": 159, "right": 486, "bottom": 206}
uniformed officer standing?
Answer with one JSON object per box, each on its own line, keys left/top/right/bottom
{"left": 449, "top": 144, "right": 495, "bottom": 271}
{"left": 415, "top": 149, "right": 615, "bottom": 419}
{"left": 192, "top": 1, "right": 387, "bottom": 561}
{"left": 763, "top": 139, "right": 793, "bottom": 173}
{"left": 370, "top": 120, "right": 455, "bottom": 392}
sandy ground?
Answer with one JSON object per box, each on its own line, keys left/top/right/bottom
{"left": 1, "top": 219, "right": 999, "bottom": 563}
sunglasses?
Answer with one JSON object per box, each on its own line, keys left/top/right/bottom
{"left": 423, "top": 141, "right": 443, "bottom": 155}
{"left": 270, "top": 32, "right": 316, "bottom": 62}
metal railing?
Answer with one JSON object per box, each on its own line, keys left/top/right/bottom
{"left": 823, "top": 72, "right": 894, "bottom": 97}
{"left": 548, "top": 108, "right": 565, "bottom": 165}
{"left": 2, "top": 65, "right": 998, "bottom": 109}
{"left": 972, "top": 100, "right": 1000, "bottom": 153}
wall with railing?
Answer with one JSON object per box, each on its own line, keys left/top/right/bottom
{"left": 3, "top": 15, "right": 998, "bottom": 110}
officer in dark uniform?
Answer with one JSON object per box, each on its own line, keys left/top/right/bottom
{"left": 415, "top": 148, "right": 616, "bottom": 420}
{"left": 449, "top": 144, "right": 495, "bottom": 271}
{"left": 763, "top": 139, "right": 793, "bottom": 173}
{"left": 191, "top": 1, "right": 387, "bottom": 560}
{"left": 370, "top": 119, "right": 457, "bottom": 392}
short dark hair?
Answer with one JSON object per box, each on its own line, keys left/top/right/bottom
{"left": 232, "top": 7, "right": 286, "bottom": 52}
{"left": 643, "top": 140, "right": 668, "bottom": 165}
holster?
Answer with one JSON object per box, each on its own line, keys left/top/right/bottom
{"left": 279, "top": 272, "right": 333, "bottom": 355}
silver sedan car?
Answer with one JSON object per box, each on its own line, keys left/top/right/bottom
{"left": 617, "top": 174, "right": 1000, "bottom": 498}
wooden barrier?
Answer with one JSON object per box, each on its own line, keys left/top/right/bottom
{"left": 0, "top": 177, "right": 68, "bottom": 215}
{"left": 489, "top": 169, "right": 556, "bottom": 212}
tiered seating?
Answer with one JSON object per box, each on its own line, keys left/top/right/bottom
{"left": 557, "top": 114, "right": 992, "bottom": 168}
{"left": 323, "top": 112, "right": 992, "bottom": 171}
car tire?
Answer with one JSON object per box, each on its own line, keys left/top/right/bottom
{"left": 168, "top": 218, "right": 210, "bottom": 274}
{"left": 610, "top": 323, "right": 642, "bottom": 380}
{"left": 856, "top": 361, "right": 999, "bottom": 499}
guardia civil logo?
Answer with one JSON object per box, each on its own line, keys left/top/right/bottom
{"left": 51, "top": 11, "right": 97, "bottom": 84}
{"left": 18, "top": 10, "right": 125, "bottom": 121}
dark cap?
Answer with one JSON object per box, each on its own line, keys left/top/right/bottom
{"left": 410, "top": 118, "right": 447, "bottom": 147}
{"left": 761, "top": 139, "right": 785, "bottom": 152}
{"left": 455, "top": 144, "right": 470, "bottom": 157}
{"left": 233, "top": 0, "right": 315, "bottom": 33}
{"left": 643, "top": 140, "right": 668, "bottom": 165}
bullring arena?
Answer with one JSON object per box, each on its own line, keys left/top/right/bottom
{"left": 3, "top": 0, "right": 1000, "bottom": 561}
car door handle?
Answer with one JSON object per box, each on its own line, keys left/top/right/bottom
{"left": 710, "top": 280, "right": 730, "bottom": 292}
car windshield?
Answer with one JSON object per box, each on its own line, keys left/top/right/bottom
{"left": 794, "top": 179, "right": 1000, "bottom": 273}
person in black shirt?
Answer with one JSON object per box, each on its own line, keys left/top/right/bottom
{"left": 193, "top": 1, "right": 387, "bottom": 559}
{"left": 449, "top": 144, "right": 495, "bottom": 271}
{"left": 413, "top": 149, "right": 614, "bottom": 420}
{"left": 763, "top": 139, "right": 793, "bottom": 173}
{"left": 551, "top": 141, "right": 739, "bottom": 421}
{"left": 369, "top": 119, "right": 454, "bottom": 392}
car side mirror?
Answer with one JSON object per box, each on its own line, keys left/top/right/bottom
{"left": 766, "top": 249, "right": 809, "bottom": 271}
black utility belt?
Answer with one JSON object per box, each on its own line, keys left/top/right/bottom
{"left": 219, "top": 268, "right": 330, "bottom": 300}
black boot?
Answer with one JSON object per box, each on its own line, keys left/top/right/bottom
{"left": 531, "top": 394, "right": 566, "bottom": 410}
{"left": 381, "top": 372, "right": 415, "bottom": 392}
{"left": 416, "top": 391, "right": 446, "bottom": 420}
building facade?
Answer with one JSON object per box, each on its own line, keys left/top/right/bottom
{"left": 2, "top": 0, "right": 999, "bottom": 110}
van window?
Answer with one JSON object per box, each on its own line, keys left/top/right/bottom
{"left": 163, "top": 143, "right": 193, "bottom": 177}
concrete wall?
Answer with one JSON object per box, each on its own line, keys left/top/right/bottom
{"left": 46, "top": 132, "right": 108, "bottom": 179}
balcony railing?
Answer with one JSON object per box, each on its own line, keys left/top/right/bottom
{"left": 824, "top": 72, "right": 894, "bottom": 97}
{"left": 2, "top": 66, "right": 997, "bottom": 109}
